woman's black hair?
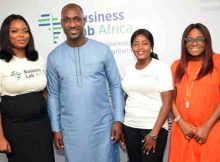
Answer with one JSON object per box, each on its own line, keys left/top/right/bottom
{"left": 130, "top": 28, "right": 158, "bottom": 60}
{"left": 0, "top": 14, "right": 38, "bottom": 62}
{"left": 175, "top": 23, "right": 214, "bottom": 83}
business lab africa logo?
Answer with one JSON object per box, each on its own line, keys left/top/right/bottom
{"left": 38, "top": 14, "right": 62, "bottom": 44}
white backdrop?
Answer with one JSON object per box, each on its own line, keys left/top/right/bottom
{"left": 0, "top": 0, "right": 220, "bottom": 162}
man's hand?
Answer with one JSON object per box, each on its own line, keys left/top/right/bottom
{"left": 54, "top": 131, "right": 64, "bottom": 150}
{"left": 111, "top": 121, "right": 122, "bottom": 143}
{"left": 119, "top": 133, "right": 126, "bottom": 151}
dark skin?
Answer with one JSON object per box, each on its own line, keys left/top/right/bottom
{"left": 54, "top": 120, "right": 122, "bottom": 150}
{"left": 120, "top": 86, "right": 172, "bottom": 153}
{"left": 120, "top": 34, "right": 173, "bottom": 154}
{"left": 172, "top": 28, "right": 220, "bottom": 144}
{"left": 143, "top": 90, "right": 172, "bottom": 154}
{"left": 54, "top": 4, "right": 122, "bottom": 150}
{"left": 0, "top": 113, "right": 11, "bottom": 153}
{"left": 172, "top": 88, "right": 196, "bottom": 140}
{"left": 61, "top": 4, "right": 86, "bottom": 47}
{"left": 120, "top": 34, "right": 173, "bottom": 155}
{"left": 0, "top": 19, "right": 30, "bottom": 154}
{"left": 111, "top": 121, "right": 123, "bottom": 143}
{"left": 54, "top": 131, "right": 64, "bottom": 150}
{"left": 172, "top": 87, "right": 220, "bottom": 144}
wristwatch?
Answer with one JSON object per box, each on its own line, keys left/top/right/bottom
{"left": 174, "top": 115, "right": 181, "bottom": 123}
{"left": 149, "top": 131, "right": 158, "bottom": 141}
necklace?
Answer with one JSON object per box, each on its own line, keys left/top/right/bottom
{"left": 185, "top": 62, "right": 201, "bottom": 108}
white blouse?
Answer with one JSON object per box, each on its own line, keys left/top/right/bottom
{"left": 0, "top": 55, "right": 47, "bottom": 96}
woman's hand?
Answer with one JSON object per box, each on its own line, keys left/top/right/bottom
{"left": 194, "top": 124, "right": 211, "bottom": 144}
{"left": 178, "top": 118, "right": 196, "bottom": 139}
{"left": 193, "top": 100, "right": 220, "bottom": 144}
{"left": 142, "top": 133, "right": 156, "bottom": 155}
{"left": 0, "top": 136, "right": 11, "bottom": 153}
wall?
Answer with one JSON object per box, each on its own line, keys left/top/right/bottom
{"left": 0, "top": 0, "right": 220, "bottom": 162}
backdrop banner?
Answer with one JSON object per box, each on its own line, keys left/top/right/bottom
{"left": 0, "top": 1, "right": 220, "bottom": 162}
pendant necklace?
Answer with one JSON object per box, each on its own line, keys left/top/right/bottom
{"left": 185, "top": 62, "right": 201, "bottom": 108}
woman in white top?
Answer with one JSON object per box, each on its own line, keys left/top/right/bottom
{"left": 121, "top": 29, "right": 173, "bottom": 162}
{"left": 0, "top": 14, "right": 54, "bottom": 162}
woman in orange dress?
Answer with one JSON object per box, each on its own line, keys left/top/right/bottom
{"left": 169, "top": 23, "right": 220, "bottom": 162}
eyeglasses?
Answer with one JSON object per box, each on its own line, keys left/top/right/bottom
{"left": 184, "top": 37, "right": 205, "bottom": 45}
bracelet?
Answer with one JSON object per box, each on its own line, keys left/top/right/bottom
{"left": 174, "top": 115, "right": 181, "bottom": 123}
{"left": 149, "top": 131, "right": 158, "bottom": 141}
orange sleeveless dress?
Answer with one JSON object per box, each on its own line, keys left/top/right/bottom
{"left": 169, "top": 54, "right": 220, "bottom": 162}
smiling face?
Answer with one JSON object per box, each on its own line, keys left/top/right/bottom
{"left": 9, "top": 19, "right": 30, "bottom": 50}
{"left": 185, "top": 28, "right": 206, "bottom": 58}
{"left": 61, "top": 5, "right": 85, "bottom": 44}
{"left": 132, "top": 34, "right": 152, "bottom": 61}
